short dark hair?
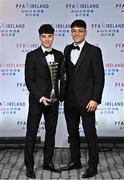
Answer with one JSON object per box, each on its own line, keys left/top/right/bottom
{"left": 38, "top": 24, "right": 54, "bottom": 35}
{"left": 71, "top": 19, "right": 87, "bottom": 29}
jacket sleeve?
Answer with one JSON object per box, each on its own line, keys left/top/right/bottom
{"left": 91, "top": 47, "right": 105, "bottom": 104}
{"left": 59, "top": 47, "right": 69, "bottom": 101}
{"left": 59, "top": 58, "right": 67, "bottom": 101}
{"left": 25, "top": 53, "right": 42, "bottom": 102}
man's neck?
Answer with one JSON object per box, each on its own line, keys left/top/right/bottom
{"left": 74, "top": 40, "right": 85, "bottom": 46}
{"left": 41, "top": 45, "right": 52, "bottom": 52}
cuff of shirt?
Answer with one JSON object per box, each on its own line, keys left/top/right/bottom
{"left": 39, "top": 96, "right": 45, "bottom": 103}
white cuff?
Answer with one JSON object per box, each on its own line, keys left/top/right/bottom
{"left": 39, "top": 96, "right": 45, "bottom": 103}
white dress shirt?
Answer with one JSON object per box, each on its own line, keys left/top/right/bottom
{"left": 71, "top": 41, "right": 85, "bottom": 65}
{"left": 41, "top": 46, "right": 54, "bottom": 64}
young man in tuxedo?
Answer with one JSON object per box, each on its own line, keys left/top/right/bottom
{"left": 24, "top": 24, "right": 63, "bottom": 178}
{"left": 60, "top": 20, "right": 105, "bottom": 178}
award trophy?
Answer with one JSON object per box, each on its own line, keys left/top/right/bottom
{"left": 48, "top": 62, "right": 58, "bottom": 103}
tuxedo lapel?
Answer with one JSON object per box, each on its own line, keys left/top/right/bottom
{"left": 36, "top": 47, "right": 51, "bottom": 78}
{"left": 52, "top": 49, "right": 58, "bottom": 63}
{"left": 37, "top": 47, "right": 48, "bottom": 67}
{"left": 65, "top": 45, "right": 72, "bottom": 62}
{"left": 75, "top": 42, "right": 89, "bottom": 72}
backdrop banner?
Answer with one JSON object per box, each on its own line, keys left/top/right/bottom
{"left": 0, "top": 0, "right": 124, "bottom": 147}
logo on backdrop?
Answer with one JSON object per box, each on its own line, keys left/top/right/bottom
{"left": 97, "top": 101, "right": 124, "bottom": 115}
{"left": 115, "top": 82, "right": 124, "bottom": 92}
{"left": 16, "top": 3, "right": 49, "bottom": 16}
{"left": 17, "top": 120, "right": 45, "bottom": 132}
{"left": 115, "top": 43, "right": 124, "bottom": 52}
{"left": 105, "top": 63, "right": 124, "bottom": 76}
{"left": 91, "top": 23, "right": 124, "bottom": 36}
{"left": 115, "top": 120, "right": 124, "bottom": 130}
{"left": 0, "top": 101, "right": 26, "bottom": 115}
{"left": 52, "top": 23, "right": 70, "bottom": 37}
{"left": 16, "top": 43, "right": 39, "bottom": 53}
{"left": 0, "top": 23, "right": 25, "bottom": 37}
{"left": 17, "top": 82, "right": 28, "bottom": 95}
{"left": 116, "top": 3, "right": 124, "bottom": 13}
{"left": 65, "top": 3, "right": 99, "bottom": 17}
{"left": 0, "top": 64, "right": 24, "bottom": 76}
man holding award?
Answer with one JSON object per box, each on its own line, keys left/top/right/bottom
{"left": 24, "top": 24, "right": 63, "bottom": 178}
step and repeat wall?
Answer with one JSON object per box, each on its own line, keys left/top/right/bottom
{"left": 0, "top": 0, "right": 124, "bottom": 147}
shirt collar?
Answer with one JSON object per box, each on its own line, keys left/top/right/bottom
{"left": 41, "top": 45, "right": 52, "bottom": 53}
{"left": 73, "top": 40, "right": 85, "bottom": 50}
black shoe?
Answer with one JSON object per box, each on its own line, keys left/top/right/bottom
{"left": 26, "top": 169, "right": 36, "bottom": 179}
{"left": 60, "top": 161, "right": 82, "bottom": 171}
{"left": 43, "top": 163, "right": 61, "bottom": 173}
{"left": 82, "top": 166, "right": 97, "bottom": 178}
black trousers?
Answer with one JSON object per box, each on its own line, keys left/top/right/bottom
{"left": 24, "top": 101, "right": 59, "bottom": 170}
{"left": 64, "top": 95, "right": 99, "bottom": 167}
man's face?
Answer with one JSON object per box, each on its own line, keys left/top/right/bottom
{"left": 71, "top": 26, "right": 87, "bottom": 44}
{"left": 39, "top": 33, "right": 54, "bottom": 49}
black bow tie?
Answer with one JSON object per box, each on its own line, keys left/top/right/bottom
{"left": 72, "top": 45, "right": 80, "bottom": 51}
{"left": 44, "top": 50, "right": 53, "bottom": 56}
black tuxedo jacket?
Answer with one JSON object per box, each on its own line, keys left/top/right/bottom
{"left": 62, "top": 41, "right": 105, "bottom": 108}
{"left": 25, "top": 47, "right": 63, "bottom": 103}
